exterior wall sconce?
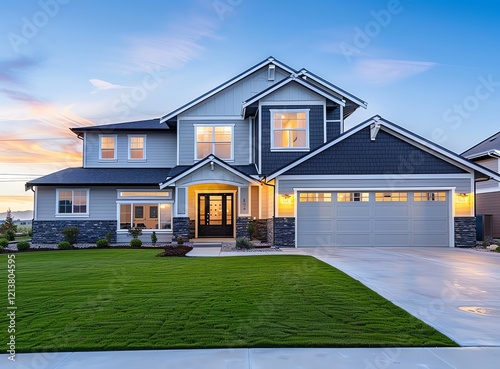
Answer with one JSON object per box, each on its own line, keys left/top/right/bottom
{"left": 281, "top": 194, "right": 291, "bottom": 204}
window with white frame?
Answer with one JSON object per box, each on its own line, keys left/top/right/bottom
{"left": 271, "top": 109, "right": 309, "bottom": 150}
{"left": 100, "top": 135, "right": 116, "bottom": 160}
{"left": 195, "top": 125, "right": 233, "bottom": 160}
{"left": 57, "top": 189, "right": 89, "bottom": 215}
{"left": 129, "top": 136, "right": 146, "bottom": 160}
{"left": 337, "top": 192, "right": 370, "bottom": 202}
{"left": 119, "top": 203, "right": 172, "bottom": 230}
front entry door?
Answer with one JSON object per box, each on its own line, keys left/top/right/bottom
{"left": 198, "top": 193, "right": 233, "bottom": 237}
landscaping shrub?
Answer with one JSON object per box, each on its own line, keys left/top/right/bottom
{"left": 58, "top": 241, "right": 72, "bottom": 250}
{"left": 496, "top": 246, "right": 500, "bottom": 253}
{"left": 106, "top": 232, "right": 113, "bottom": 243}
{"left": 0, "top": 238, "right": 8, "bottom": 248}
{"left": 151, "top": 231, "right": 158, "bottom": 245}
{"left": 176, "top": 236, "right": 184, "bottom": 245}
{"left": 17, "top": 241, "right": 30, "bottom": 251}
{"left": 96, "top": 239, "right": 109, "bottom": 248}
{"left": 0, "top": 245, "right": 3, "bottom": 252}
{"left": 128, "top": 228, "right": 142, "bottom": 239}
{"left": 236, "top": 237, "right": 254, "bottom": 249}
{"left": 62, "top": 226, "right": 79, "bottom": 245}
{"left": 5, "top": 229, "right": 15, "bottom": 241}
{"left": 130, "top": 238, "right": 142, "bottom": 248}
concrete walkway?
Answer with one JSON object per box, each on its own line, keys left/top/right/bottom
{"left": 3, "top": 347, "right": 500, "bottom": 369}
{"left": 3, "top": 246, "right": 500, "bottom": 368}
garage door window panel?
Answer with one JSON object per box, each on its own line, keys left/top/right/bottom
{"left": 376, "top": 192, "right": 408, "bottom": 202}
{"left": 299, "top": 193, "right": 332, "bottom": 202}
{"left": 414, "top": 192, "right": 446, "bottom": 202}
{"left": 337, "top": 192, "right": 369, "bottom": 202}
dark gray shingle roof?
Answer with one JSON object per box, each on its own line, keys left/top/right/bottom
{"left": 27, "top": 168, "right": 170, "bottom": 186}
{"left": 462, "top": 131, "right": 500, "bottom": 158}
{"left": 71, "top": 118, "right": 170, "bottom": 133}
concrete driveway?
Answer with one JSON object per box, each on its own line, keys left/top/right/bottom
{"left": 307, "top": 247, "right": 500, "bottom": 346}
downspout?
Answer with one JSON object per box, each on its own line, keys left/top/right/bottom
{"left": 261, "top": 178, "right": 275, "bottom": 246}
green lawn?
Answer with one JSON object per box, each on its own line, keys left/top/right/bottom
{"left": 0, "top": 250, "right": 457, "bottom": 351}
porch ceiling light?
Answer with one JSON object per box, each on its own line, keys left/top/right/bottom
{"left": 210, "top": 162, "right": 215, "bottom": 171}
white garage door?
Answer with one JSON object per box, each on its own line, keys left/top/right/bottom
{"left": 297, "top": 191, "right": 450, "bottom": 247}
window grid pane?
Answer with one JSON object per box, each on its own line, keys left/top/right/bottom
{"left": 101, "top": 136, "right": 115, "bottom": 159}
{"left": 196, "top": 126, "right": 232, "bottom": 159}
{"left": 414, "top": 192, "right": 446, "bottom": 202}
{"left": 272, "top": 111, "right": 308, "bottom": 149}
{"left": 375, "top": 192, "right": 408, "bottom": 202}
{"left": 337, "top": 192, "right": 369, "bottom": 202}
{"left": 130, "top": 136, "right": 145, "bottom": 159}
{"left": 299, "top": 192, "right": 331, "bottom": 202}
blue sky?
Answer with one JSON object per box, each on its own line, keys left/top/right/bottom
{"left": 1, "top": 0, "right": 500, "bottom": 212}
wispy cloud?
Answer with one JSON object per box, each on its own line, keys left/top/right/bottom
{"left": 355, "top": 59, "right": 437, "bottom": 84}
{"left": 120, "top": 14, "right": 220, "bottom": 73}
{"left": 89, "top": 78, "right": 129, "bottom": 93}
{"left": 0, "top": 55, "right": 43, "bottom": 85}
{"left": 0, "top": 88, "right": 45, "bottom": 105}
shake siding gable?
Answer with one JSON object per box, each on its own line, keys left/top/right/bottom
{"left": 261, "top": 105, "right": 325, "bottom": 174}
{"left": 283, "top": 127, "right": 468, "bottom": 175}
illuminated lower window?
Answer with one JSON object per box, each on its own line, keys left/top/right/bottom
{"left": 375, "top": 192, "right": 408, "bottom": 202}
{"left": 337, "top": 192, "right": 369, "bottom": 202}
{"left": 119, "top": 203, "right": 172, "bottom": 230}
{"left": 299, "top": 193, "right": 332, "bottom": 202}
{"left": 414, "top": 192, "right": 446, "bottom": 202}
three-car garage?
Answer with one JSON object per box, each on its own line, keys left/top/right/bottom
{"left": 296, "top": 190, "right": 452, "bottom": 247}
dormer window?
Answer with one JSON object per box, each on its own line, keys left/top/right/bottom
{"left": 195, "top": 125, "right": 234, "bottom": 160}
{"left": 270, "top": 109, "right": 310, "bottom": 151}
{"left": 99, "top": 135, "right": 116, "bottom": 160}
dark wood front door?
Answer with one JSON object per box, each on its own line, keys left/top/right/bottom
{"left": 197, "top": 193, "right": 233, "bottom": 237}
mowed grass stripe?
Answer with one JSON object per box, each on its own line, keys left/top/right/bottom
{"left": 0, "top": 250, "right": 457, "bottom": 351}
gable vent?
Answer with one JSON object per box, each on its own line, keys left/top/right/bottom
{"left": 268, "top": 64, "right": 275, "bottom": 81}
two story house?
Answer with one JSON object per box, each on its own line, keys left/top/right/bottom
{"left": 26, "top": 57, "right": 500, "bottom": 247}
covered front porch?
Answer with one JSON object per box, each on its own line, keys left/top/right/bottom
{"left": 160, "top": 155, "right": 273, "bottom": 240}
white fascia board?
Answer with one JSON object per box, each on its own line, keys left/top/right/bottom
{"left": 298, "top": 71, "right": 368, "bottom": 108}
{"left": 277, "top": 173, "right": 473, "bottom": 180}
{"left": 464, "top": 149, "right": 500, "bottom": 159}
{"left": 160, "top": 156, "right": 260, "bottom": 188}
{"left": 161, "top": 59, "right": 276, "bottom": 123}
{"left": 241, "top": 78, "right": 345, "bottom": 114}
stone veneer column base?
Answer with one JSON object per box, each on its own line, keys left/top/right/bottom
{"left": 173, "top": 217, "right": 190, "bottom": 240}
{"left": 32, "top": 220, "right": 117, "bottom": 244}
{"left": 273, "top": 217, "right": 295, "bottom": 247}
{"left": 236, "top": 217, "right": 250, "bottom": 238}
{"left": 454, "top": 217, "right": 476, "bottom": 247}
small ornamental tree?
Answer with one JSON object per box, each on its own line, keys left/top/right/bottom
{"left": 0, "top": 208, "right": 17, "bottom": 239}
{"left": 151, "top": 231, "right": 158, "bottom": 245}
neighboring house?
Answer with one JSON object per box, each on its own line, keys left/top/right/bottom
{"left": 26, "top": 57, "right": 500, "bottom": 247}
{"left": 462, "top": 131, "right": 500, "bottom": 239}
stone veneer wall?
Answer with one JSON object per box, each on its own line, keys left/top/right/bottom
{"left": 253, "top": 219, "right": 268, "bottom": 242}
{"left": 236, "top": 217, "right": 250, "bottom": 238}
{"left": 32, "top": 220, "right": 116, "bottom": 244}
{"left": 454, "top": 217, "right": 476, "bottom": 247}
{"left": 173, "top": 217, "right": 190, "bottom": 240}
{"left": 273, "top": 217, "right": 295, "bottom": 247}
